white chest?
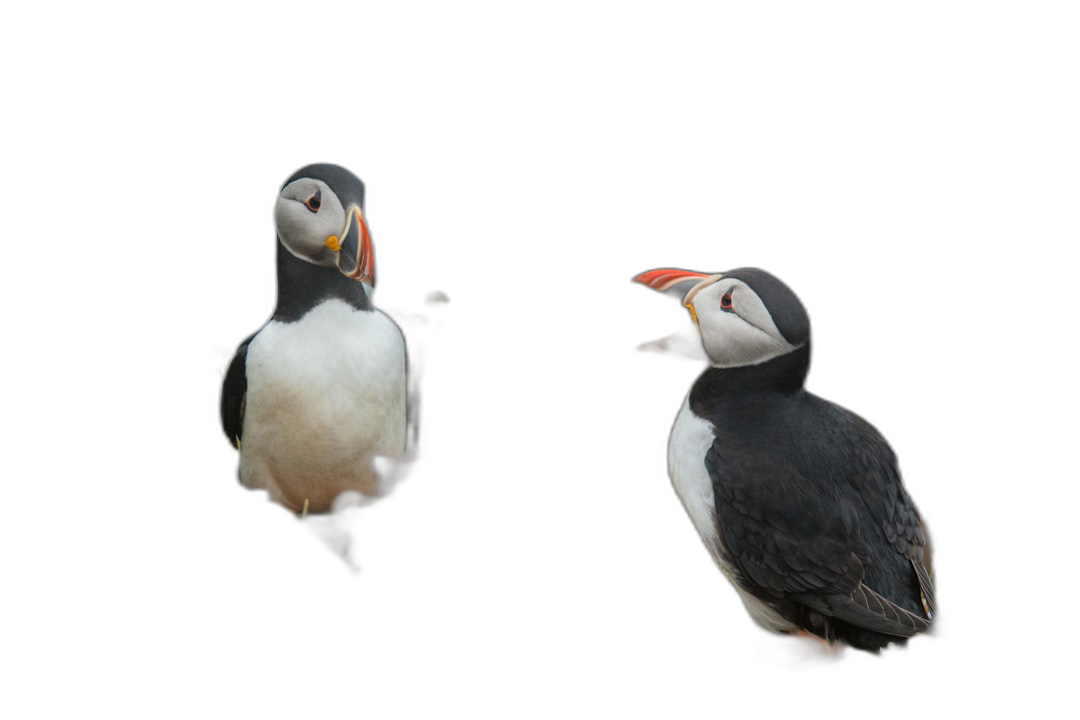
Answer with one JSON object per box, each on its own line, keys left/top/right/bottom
{"left": 240, "top": 300, "right": 407, "bottom": 492}
{"left": 668, "top": 396, "right": 720, "bottom": 552}
{"left": 667, "top": 395, "right": 798, "bottom": 633}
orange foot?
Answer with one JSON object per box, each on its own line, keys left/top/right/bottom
{"left": 786, "top": 630, "right": 842, "bottom": 664}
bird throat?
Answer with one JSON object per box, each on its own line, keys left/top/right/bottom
{"left": 273, "top": 241, "right": 371, "bottom": 323}
{"left": 691, "top": 343, "right": 811, "bottom": 411}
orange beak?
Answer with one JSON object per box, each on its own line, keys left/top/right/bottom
{"left": 336, "top": 206, "right": 375, "bottom": 286}
{"left": 635, "top": 268, "right": 715, "bottom": 325}
{"left": 630, "top": 268, "right": 712, "bottom": 362}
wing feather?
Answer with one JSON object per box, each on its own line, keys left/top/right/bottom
{"left": 220, "top": 333, "right": 256, "bottom": 448}
{"left": 706, "top": 437, "right": 933, "bottom": 639}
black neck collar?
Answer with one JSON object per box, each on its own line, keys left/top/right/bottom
{"left": 689, "top": 343, "right": 810, "bottom": 413}
{"left": 273, "top": 241, "right": 371, "bottom": 322}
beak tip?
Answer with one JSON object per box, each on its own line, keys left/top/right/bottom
{"left": 630, "top": 269, "right": 708, "bottom": 302}
{"left": 337, "top": 206, "right": 375, "bottom": 286}
{"left": 632, "top": 269, "right": 670, "bottom": 290}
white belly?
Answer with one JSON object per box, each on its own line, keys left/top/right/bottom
{"left": 668, "top": 396, "right": 721, "bottom": 553}
{"left": 240, "top": 300, "right": 407, "bottom": 510}
{"left": 668, "top": 396, "right": 797, "bottom": 633}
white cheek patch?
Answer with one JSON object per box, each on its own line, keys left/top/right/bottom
{"left": 692, "top": 281, "right": 798, "bottom": 368}
{"left": 275, "top": 179, "right": 347, "bottom": 266}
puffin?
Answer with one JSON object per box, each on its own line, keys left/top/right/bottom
{"left": 634, "top": 267, "right": 935, "bottom": 651}
{"left": 220, "top": 163, "right": 407, "bottom": 513}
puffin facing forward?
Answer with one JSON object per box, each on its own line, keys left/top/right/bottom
{"left": 221, "top": 164, "right": 406, "bottom": 513}
{"left": 634, "top": 267, "right": 934, "bottom": 651}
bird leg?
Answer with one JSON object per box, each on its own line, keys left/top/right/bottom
{"left": 786, "top": 630, "right": 842, "bottom": 664}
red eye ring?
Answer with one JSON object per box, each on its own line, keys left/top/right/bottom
{"left": 720, "top": 289, "right": 734, "bottom": 312}
{"left": 305, "top": 190, "right": 322, "bottom": 213}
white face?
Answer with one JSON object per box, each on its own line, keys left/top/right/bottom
{"left": 684, "top": 276, "right": 799, "bottom": 368}
{"left": 274, "top": 178, "right": 347, "bottom": 267}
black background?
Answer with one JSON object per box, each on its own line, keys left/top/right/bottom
{"left": 109, "top": 70, "right": 1010, "bottom": 695}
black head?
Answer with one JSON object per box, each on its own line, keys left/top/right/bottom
{"left": 275, "top": 163, "right": 375, "bottom": 287}
{"left": 635, "top": 265, "right": 810, "bottom": 369}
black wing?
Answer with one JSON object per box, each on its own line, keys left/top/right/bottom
{"left": 220, "top": 333, "right": 256, "bottom": 448}
{"left": 707, "top": 442, "right": 932, "bottom": 639}
{"left": 838, "top": 408, "right": 936, "bottom": 619}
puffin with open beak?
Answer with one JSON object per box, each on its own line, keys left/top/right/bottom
{"left": 221, "top": 163, "right": 407, "bottom": 513}
{"left": 634, "top": 267, "right": 935, "bottom": 651}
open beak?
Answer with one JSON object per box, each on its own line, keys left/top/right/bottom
{"left": 630, "top": 268, "right": 717, "bottom": 362}
{"left": 334, "top": 206, "right": 375, "bottom": 286}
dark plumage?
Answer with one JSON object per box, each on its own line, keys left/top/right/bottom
{"left": 635, "top": 267, "right": 934, "bottom": 651}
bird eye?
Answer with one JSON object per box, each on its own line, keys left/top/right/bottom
{"left": 720, "top": 289, "right": 734, "bottom": 312}
{"left": 304, "top": 190, "right": 322, "bottom": 213}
